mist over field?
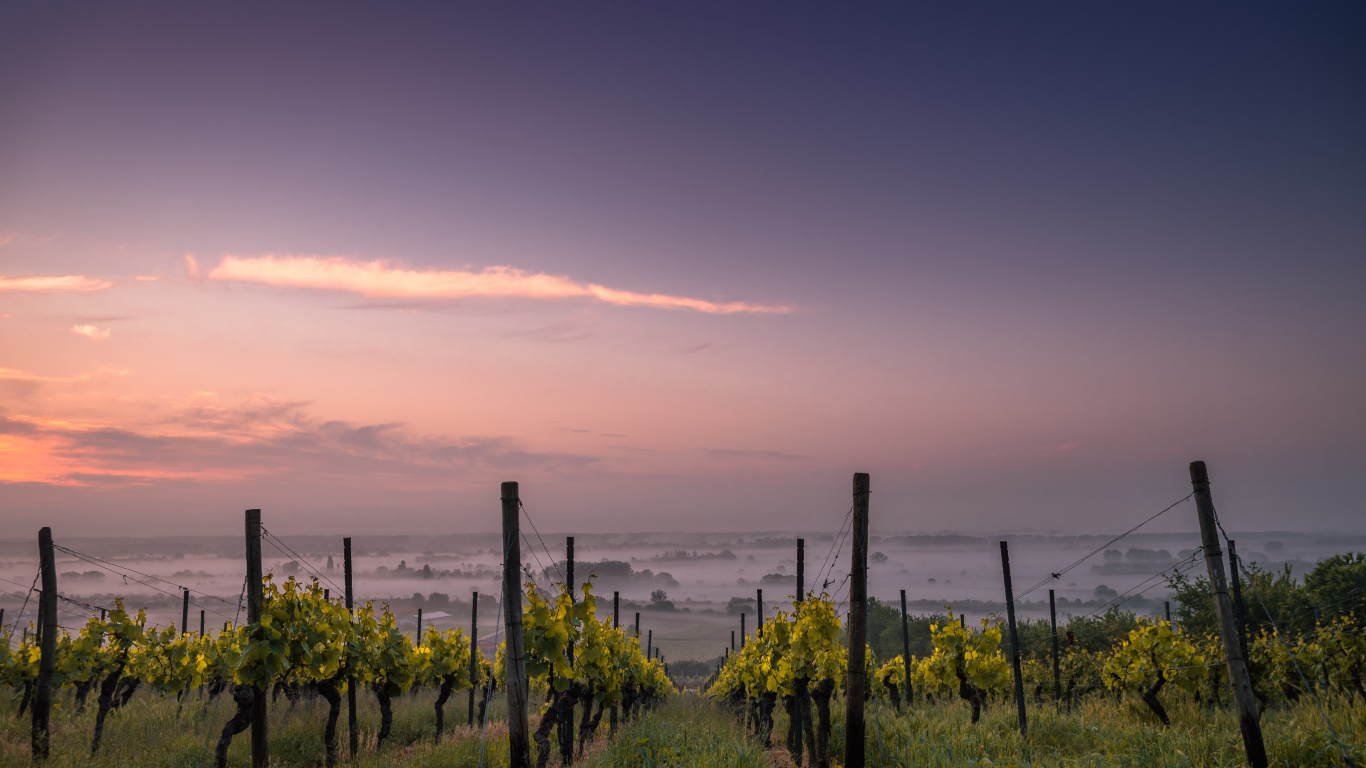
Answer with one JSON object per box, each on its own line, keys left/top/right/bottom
{"left": 4, "top": 528, "right": 1358, "bottom": 663}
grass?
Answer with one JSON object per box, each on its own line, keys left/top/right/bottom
{"left": 3, "top": 685, "right": 1362, "bottom": 767}
{"left": 577, "top": 695, "right": 770, "bottom": 768}
{"left": 762, "top": 690, "right": 1365, "bottom": 767}
{"left": 0, "top": 686, "right": 510, "bottom": 768}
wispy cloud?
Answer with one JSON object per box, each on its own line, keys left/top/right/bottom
{"left": 71, "top": 324, "right": 111, "bottom": 340}
{"left": 209, "top": 254, "right": 791, "bottom": 314}
{"left": 0, "top": 275, "right": 113, "bottom": 293}
{"left": 0, "top": 366, "right": 127, "bottom": 384}
{"left": 0, "top": 398, "right": 596, "bottom": 487}
{"left": 698, "top": 447, "right": 813, "bottom": 463}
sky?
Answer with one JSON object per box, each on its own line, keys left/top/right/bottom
{"left": 1, "top": 3, "right": 1363, "bottom": 537}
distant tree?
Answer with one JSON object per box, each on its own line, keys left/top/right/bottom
{"left": 726, "top": 596, "right": 755, "bottom": 615}
{"left": 648, "top": 589, "right": 676, "bottom": 612}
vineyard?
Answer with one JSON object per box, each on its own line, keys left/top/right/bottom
{"left": 2, "top": 468, "right": 1365, "bottom": 767}
{"left": 1, "top": 575, "right": 672, "bottom": 768}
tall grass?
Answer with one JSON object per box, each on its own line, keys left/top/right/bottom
{"left": 577, "top": 694, "right": 771, "bottom": 768}
{"left": 3, "top": 685, "right": 1361, "bottom": 766}
{"left": 764, "top": 690, "right": 1365, "bottom": 767}
{"left": 0, "top": 686, "right": 509, "bottom": 768}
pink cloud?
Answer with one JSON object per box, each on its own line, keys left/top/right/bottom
{"left": 71, "top": 324, "right": 112, "bottom": 340}
{"left": 0, "top": 275, "right": 113, "bottom": 293}
{"left": 209, "top": 254, "right": 791, "bottom": 314}
{"left": 0, "top": 398, "right": 595, "bottom": 488}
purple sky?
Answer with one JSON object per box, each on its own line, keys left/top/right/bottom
{"left": 1, "top": 3, "right": 1363, "bottom": 536}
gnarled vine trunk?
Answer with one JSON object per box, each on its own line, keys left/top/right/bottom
{"left": 883, "top": 678, "right": 901, "bottom": 713}
{"left": 91, "top": 664, "right": 125, "bottom": 755}
{"left": 813, "top": 678, "right": 835, "bottom": 768}
{"left": 374, "top": 683, "right": 397, "bottom": 750}
{"left": 576, "top": 683, "right": 596, "bottom": 756}
{"left": 533, "top": 689, "right": 570, "bottom": 768}
{"left": 213, "top": 684, "right": 256, "bottom": 768}
{"left": 434, "top": 675, "right": 455, "bottom": 740}
{"left": 798, "top": 679, "right": 816, "bottom": 764}
{"left": 1140, "top": 670, "right": 1170, "bottom": 726}
{"left": 781, "top": 693, "right": 803, "bottom": 764}
{"left": 955, "top": 668, "right": 983, "bottom": 724}
{"left": 318, "top": 675, "right": 343, "bottom": 767}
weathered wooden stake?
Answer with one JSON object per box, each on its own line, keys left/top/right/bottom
{"left": 1228, "top": 539, "right": 1250, "bottom": 658}
{"left": 740, "top": 613, "right": 745, "bottom": 648}
{"left": 1000, "top": 541, "right": 1028, "bottom": 739}
{"left": 245, "top": 510, "right": 268, "bottom": 768}
{"left": 562, "top": 536, "right": 575, "bottom": 767}
{"left": 33, "top": 527, "right": 57, "bottom": 761}
{"left": 757, "top": 589, "right": 764, "bottom": 637}
{"left": 1164, "top": 601, "right": 1171, "bottom": 624}
{"left": 845, "top": 472, "right": 870, "bottom": 768}
{"left": 731, "top": 630, "right": 735, "bottom": 651}
{"left": 469, "top": 591, "right": 478, "bottom": 727}
{"left": 900, "top": 589, "right": 912, "bottom": 706}
{"left": 634, "top": 612, "right": 640, "bottom": 638}
{"left": 611, "top": 590, "right": 620, "bottom": 732}
{"left": 200, "top": 609, "right": 206, "bottom": 637}
{"left": 502, "top": 482, "right": 531, "bottom": 768}
{"left": 1050, "top": 589, "right": 1061, "bottom": 706}
{"left": 181, "top": 589, "right": 190, "bottom": 636}
{"left": 344, "top": 537, "right": 358, "bottom": 758}
{"left": 1191, "top": 461, "right": 1268, "bottom": 768}
{"left": 796, "top": 538, "right": 805, "bottom": 601}
{"left": 647, "top": 629, "right": 652, "bottom": 659}
{"left": 416, "top": 608, "right": 423, "bottom": 644}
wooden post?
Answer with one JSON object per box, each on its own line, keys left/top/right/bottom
{"left": 469, "top": 592, "right": 478, "bottom": 727}
{"left": 33, "top": 527, "right": 57, "bottom": 761}
{"left": 1000, "top": 541, "right": 1028, "bottom": 739}
{"left": 1049, "top": 589, "right": 1061, "bottom": 706}
{"left": 562, "top": 536, "right": 575, "bottom": 768}
{"left": 611, "top": 590, "right": 620, "bottom": 732}
{"left": 324, "top": 589, "right": 329, "bottom": 601}
{"left": 416, "top": 608, "right": 423, "bottom": 644}
{"left": 566, "top": 536, "right": 575, "bottom": 595}
{"left": 647, "top": 629, "right": 652, "bottom": 659}
{"left": 1191, "top": 461, "right": 1268, "bottom": 768}
{"left": 797, "top": 538, "right": 805, "bottom": 601}
{"left": 1164, "top": 601, "right": 1171, "bottom": 624}
{"left": 245, "top": 510, "right": 268, "bottom": 768}
{"left": 1228, "top": 540, "right": 1249, "bottom": 659}
{"left": 900, "top": 589, "right": 912, "bottom": 707}
{"left": 634, "top": 612, "right": 640, "bottom": 638}
{"left": 200, "top": 610, "right": 206, "bottom": 637}
{"left": 757, "top": 589, "right": 764, "bottom": 637}
{"left": 845, "top": 472, "right": 870, "bottom": 768}
{"left": 960, "top": 614, "right": 966, "bottom": 628}
{"left": 731, "top": 630, "right": 735, "bottom": 651}
{"left": 344, "top": 537, "right": 358, "bottom": 758}
{"left": 502, "top": 482, "right": 531, "bottom": 768}
{"left": 740, "top": 613, "right": 745, "bottom": 648}
{"left": 181, "top": 588, "right": 190, "bottom": 636}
